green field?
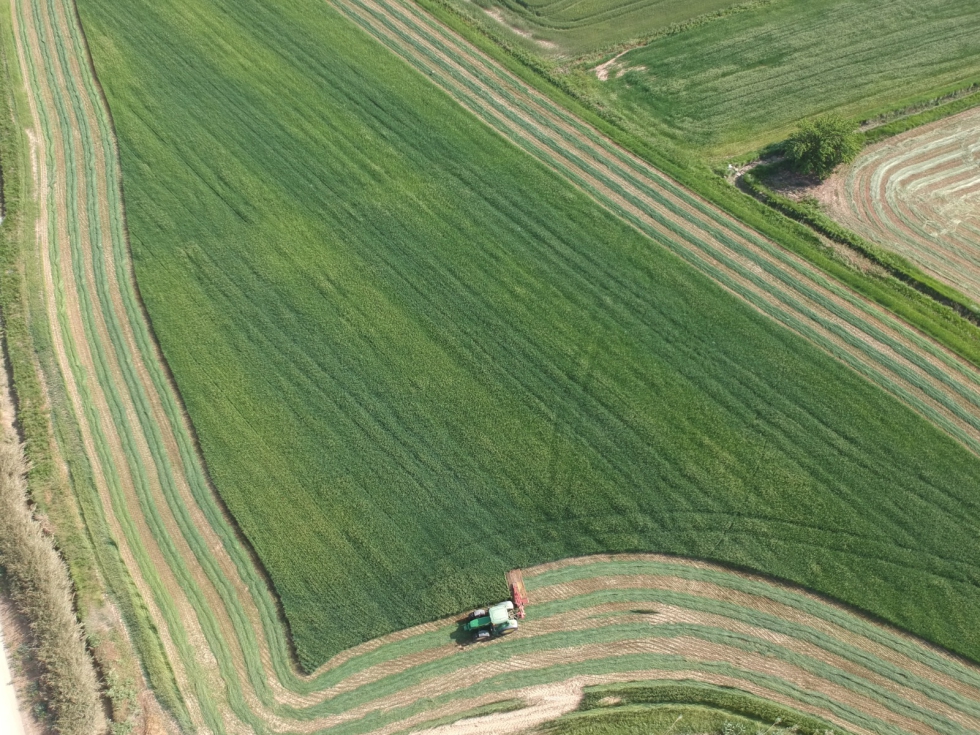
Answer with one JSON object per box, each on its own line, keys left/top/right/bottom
{"left": 542, "top": 681, "right": 846, "bottom": 734}
{"left": 467, "top": 0, "right": 739, "bottom": 56}
{"left": 77, "top": 0, "right": 980, "bottom": 672}
{"left": 582, "top": 0, "right": 980, "bottom": 154}
{"left": 541, "top": 706, "right": 768, "bottom": 735}
{"left": 543, "top": 707, "right": 805, "bottom": 735}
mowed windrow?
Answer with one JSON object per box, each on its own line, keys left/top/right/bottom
{"left": 75, "top": 0, "right": 980, "bottom": 671}
{"left": 826, "top": 107, "right": 980, "bottom": 304}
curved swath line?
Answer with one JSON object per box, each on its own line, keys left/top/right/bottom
{"left": 31, "top": 0, "right": 352, "bottom": 712}
{"left": 18, "top": 3, "right": 318, "bottom": 728}
{"left": 883, "top": 152, "right": 965, "bottom": 242}
{"left": 12, "top": 0, "right": 980, "bottom": 730}
{"left": 846, "top": 145, "right": 924, "bottom": 261}
{"left": 835, "top": 108, "right": 980, "bottom": 306}
{"left": 871, "top": 158, "right": 980, "bottom": 294}
{"left": 900, "top": 164, "right": 980, "bottom": 257}
{"left": 11, "top": 8, "right": 222, "bottom": 735}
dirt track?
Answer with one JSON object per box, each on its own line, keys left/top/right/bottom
{"left": 0, "top": 616, "right": 27, "bottom": 735}
{"left": 9, "top": 0, "right": 980, "bottom": 732}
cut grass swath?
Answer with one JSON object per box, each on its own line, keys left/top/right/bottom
{"left": 830, "top": 107, "right": 980, "bottom": 305}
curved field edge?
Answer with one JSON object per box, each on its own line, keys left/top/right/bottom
{"left": 12, "top": 0, "right": 980, "bottom": 733}
{"left": 129, "top": 554, "right": 980, "bottom": 734}
{"left": 59, "top": 0, "right": 980, "bottom": 680}
{"left": 0, "top": 2, "right": 166, "bottom": 731}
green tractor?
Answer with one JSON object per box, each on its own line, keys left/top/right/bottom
{"left": 463, "top": 601, "right": 519, "bottom": 642}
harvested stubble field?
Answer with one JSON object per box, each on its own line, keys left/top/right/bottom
{"left": 589, "top": 0, "right": 980, "bottom": 154}
{"left": 824, "top": 107, "right": 980, "bottom": 305}
{"left": 12, "top": 0, "right": 980, "bottom": 730}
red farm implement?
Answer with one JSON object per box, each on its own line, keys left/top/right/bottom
{"left": 506, "top": 569, "right": 529, "bottom": 618}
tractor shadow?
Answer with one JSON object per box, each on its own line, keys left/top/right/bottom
{"left": 449, "top": 624, "right": 475, "bottom": 646}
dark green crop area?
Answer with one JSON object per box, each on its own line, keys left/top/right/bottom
{"left": 78, "top": 0, "right": 980, "bottom": 669}
{"left": 541, "top": 706, "right": 767, "bottom": 735}
{"left": 601, "top": 0, "right": 980, "bottom": 154}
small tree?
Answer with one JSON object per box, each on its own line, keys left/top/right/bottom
{"left": 786, "top": 115, "right": 861, "bottom": 179}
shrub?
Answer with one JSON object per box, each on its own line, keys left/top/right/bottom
{"left": 786, "top": 115, "right": 861, "bottom": 179}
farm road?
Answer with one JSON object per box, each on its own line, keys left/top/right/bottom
{"left": 414, "top": 682, "right": 582, "bottom": 734}
{"left": 0, "top": 617, "right": 26, "bottom": 735}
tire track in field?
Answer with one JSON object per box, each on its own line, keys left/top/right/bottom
{"left": 332, "top": 0, "right": 980, "bottom": 457}
{"left": 828, "top": 107, "right": 980, "bottom": 304}
{"left": 12, "top": 0, "right": 980, "bottom": 731}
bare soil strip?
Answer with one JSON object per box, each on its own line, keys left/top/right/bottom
{"left": 10, "top": 0, "right": 980, "bottom": 732}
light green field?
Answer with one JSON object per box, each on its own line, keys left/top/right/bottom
{"left": 577, "top": 0, "right": 980, "bottom": 154}
{"left": 75, "top": 0, "right": 980, "bottom": 675}
{"left": 468, "top": 0, "right": 740, "bottom": 56}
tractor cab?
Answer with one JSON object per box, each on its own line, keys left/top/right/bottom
{"left": 488, "top": 601, "right": 513, "bottom": 628}
{"left": 463, "top": 600, "right": 518, "bottom": 641}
